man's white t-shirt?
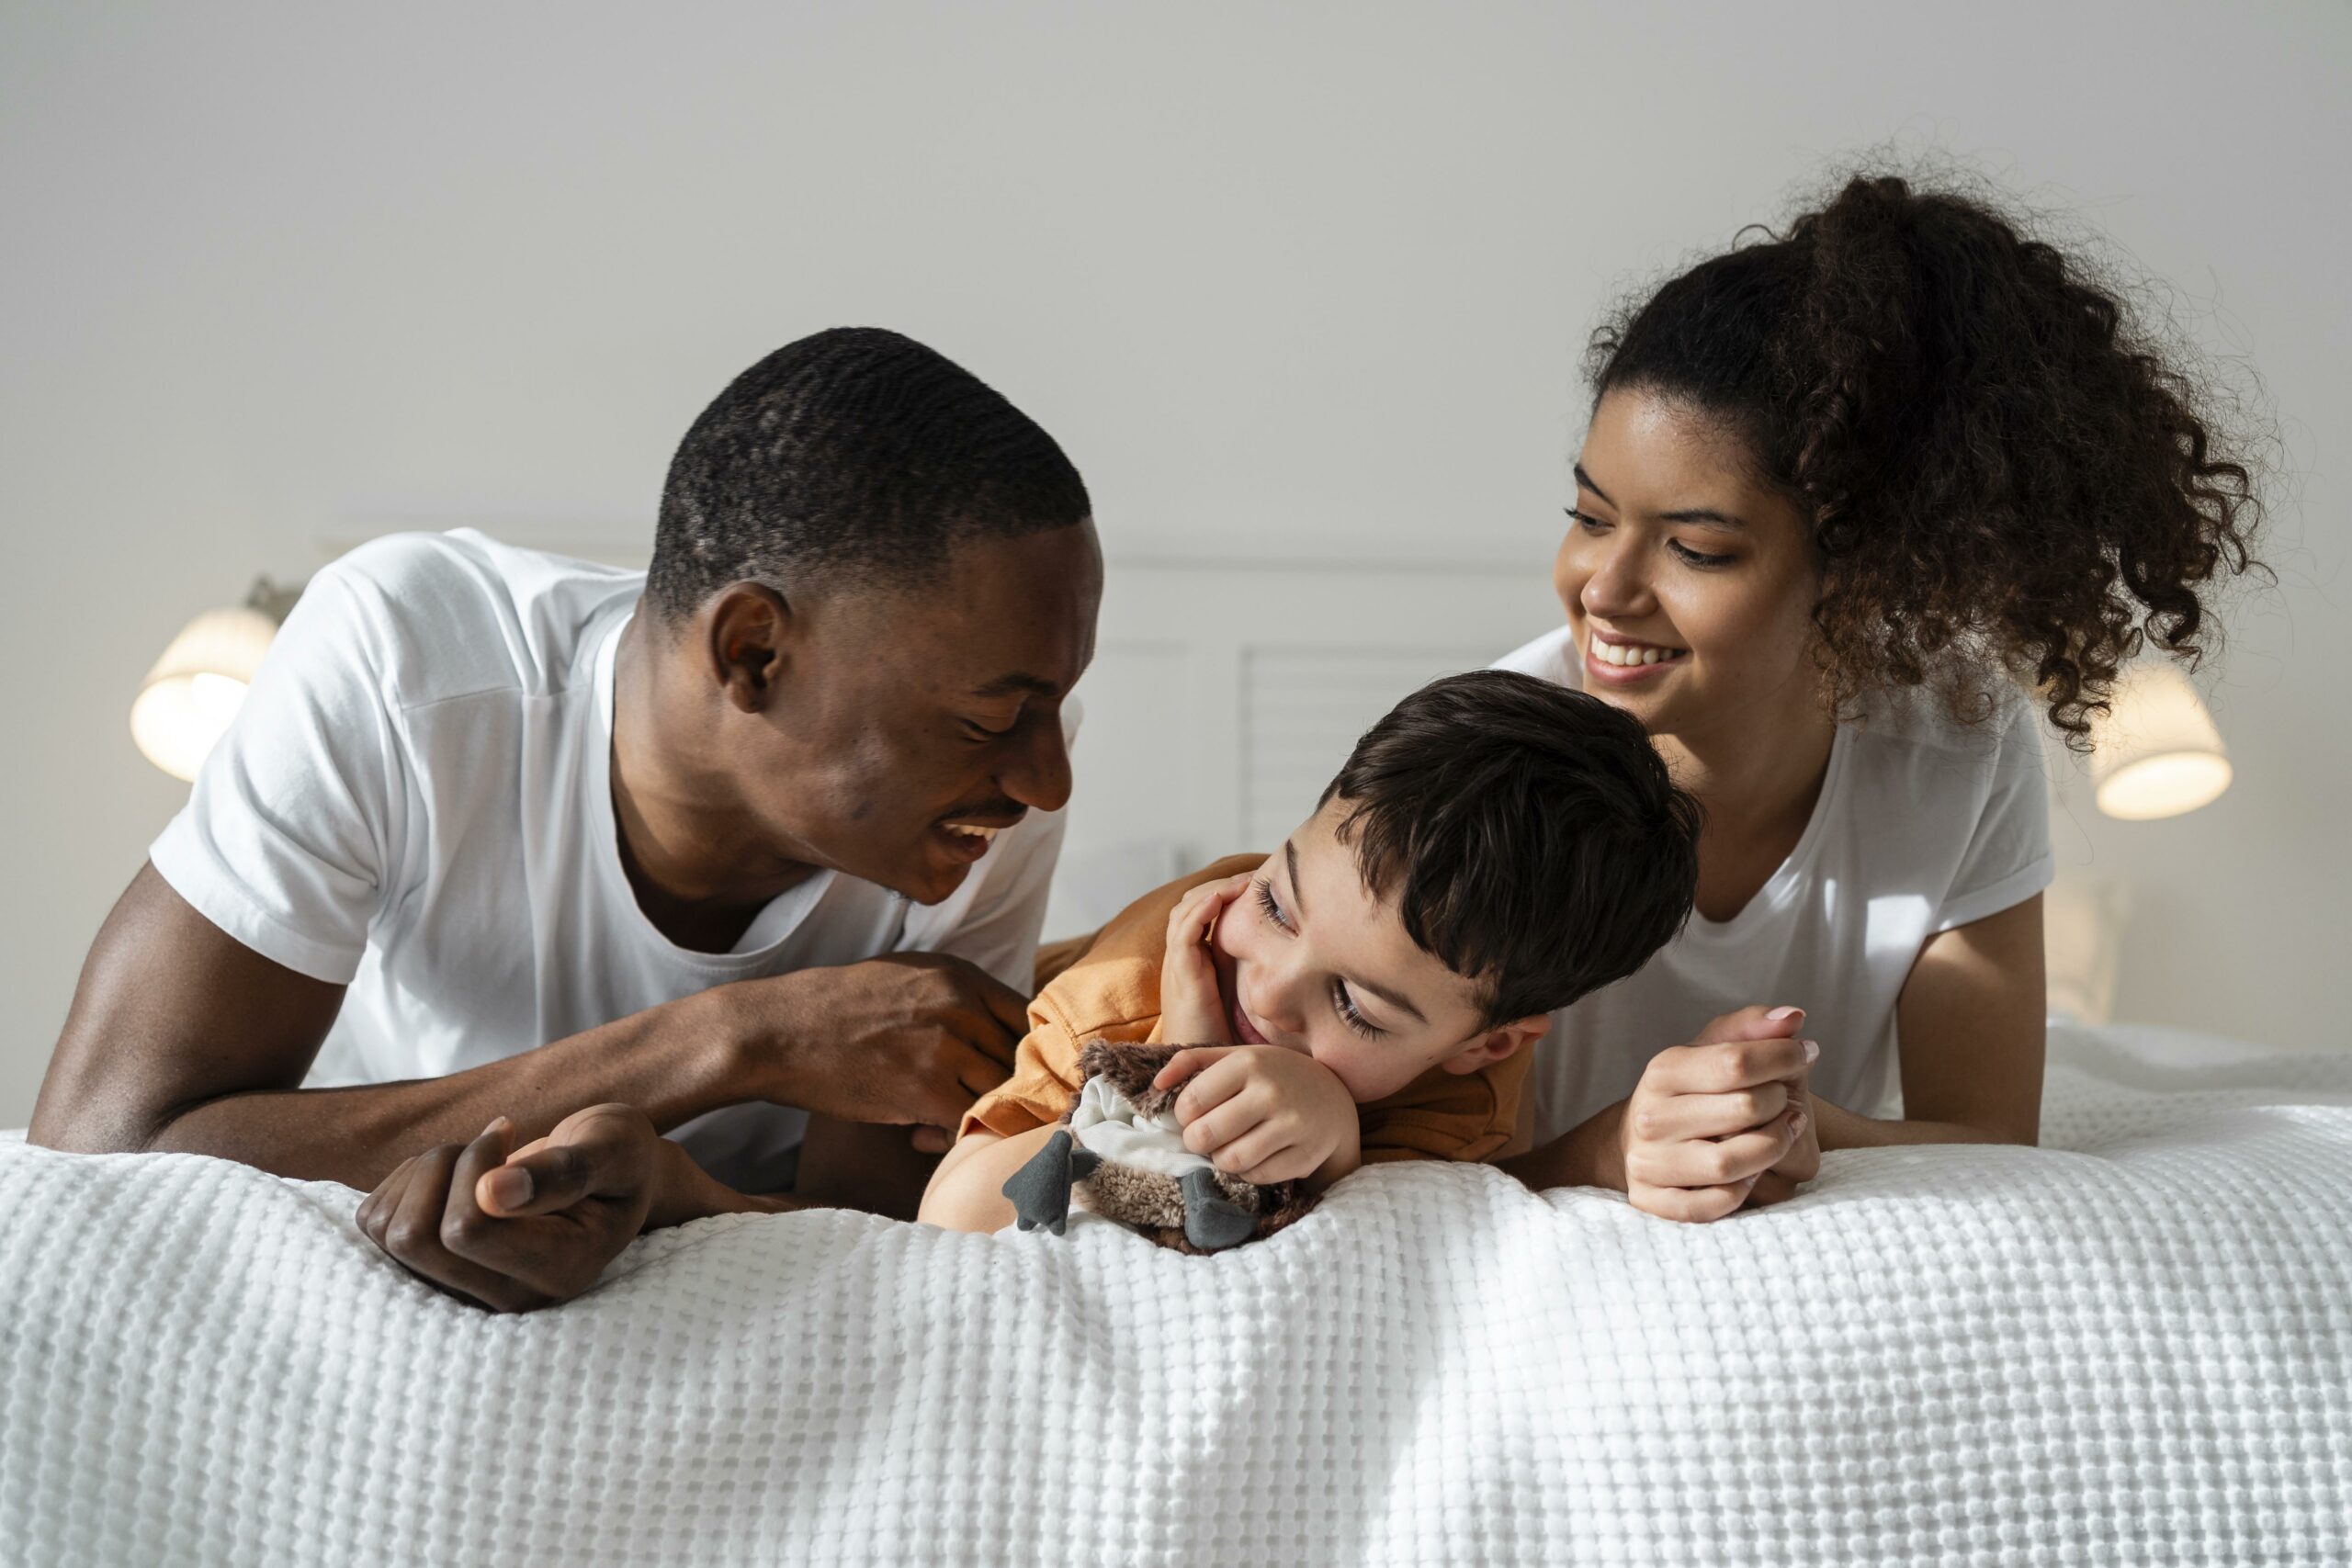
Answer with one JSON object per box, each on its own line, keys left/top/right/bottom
{"left": 1493, "top": 626, "right": 2053, "bottom": 1144}
{"left": 149, "top": 529, "right": 1069, "bottom": 1191}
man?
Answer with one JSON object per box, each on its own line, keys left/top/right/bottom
{"left": 31, "top": 327, "right": 1103, "bottom": 1305}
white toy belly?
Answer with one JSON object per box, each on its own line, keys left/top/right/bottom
{"left": 1068, "top": 1076, "right": 1213, "bottom": 1178}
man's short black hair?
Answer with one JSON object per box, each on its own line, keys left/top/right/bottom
{"left": 1319, "top": 671, "right": 1702, "bottom": 1027}
{"left": 648, "top": 327, "right": 1091, "bottom": 619}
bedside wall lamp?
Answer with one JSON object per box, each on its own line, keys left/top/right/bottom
{"left": 2088, "top": 663, "right": 2233, "bottom": 821}
{"left": 130, "top": 577, "right": 303, "bottom": 782}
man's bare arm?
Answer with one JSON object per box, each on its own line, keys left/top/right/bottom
{"left": 31, "top": 864, "right": 1026, "bottom": 1191}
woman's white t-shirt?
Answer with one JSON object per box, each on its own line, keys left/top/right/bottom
{"left": 148, "top": 529, "right": 1069, "bottom": 1191}
{"left": 1493, "top": 626, "right": 2053, "bottom": 1143}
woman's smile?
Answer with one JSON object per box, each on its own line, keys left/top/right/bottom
{"left": 1583, "top": 626, "right": 1690, "bottom": 682}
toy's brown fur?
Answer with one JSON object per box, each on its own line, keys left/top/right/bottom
{"left": 1069, "top": 1041, "right": 1321, "bottom": 1255}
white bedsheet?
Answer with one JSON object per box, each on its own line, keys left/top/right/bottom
{"left": 3, "top": 1021, "right": 2348, "bottom": 1567}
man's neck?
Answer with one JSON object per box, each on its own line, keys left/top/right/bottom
{"left": 609, "top": 612, "right": 822, "bottom": 951}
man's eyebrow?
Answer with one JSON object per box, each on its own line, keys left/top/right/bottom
{"left": 1285, "top": 840, "right": 1429, "bottom": 1026}
{"left": 968, "top": 673, "right": 1063, "bottom": 700}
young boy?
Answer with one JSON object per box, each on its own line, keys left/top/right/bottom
{"left": 918, "top": 670, "right": 1702, "bottom": 1234}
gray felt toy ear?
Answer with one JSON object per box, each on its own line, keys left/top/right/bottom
{"left": 1002, "top": 1129, "right": 1080, "bottom": 1235}
{"left": 1180, "top": 1168, "right": 1258, "bottom": 1252}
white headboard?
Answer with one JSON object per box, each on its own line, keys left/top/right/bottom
{"left": 315, "top": 523, "right": 1567, "bottom": 939}
{"left": 1047, "top": 556, "right": 1563, "bottom": 934}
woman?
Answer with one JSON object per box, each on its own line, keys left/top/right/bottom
{"left": 1499, "top": 172, "right": 2263, "bottom": 1221}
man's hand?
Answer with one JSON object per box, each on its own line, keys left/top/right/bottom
{"left": 355, "top": 1104, "right": 681, "bottom": 1313}
{"left": 1157, "top": 874, "right": 1254, "bottom": 1045}
{"left": 733, "top": 953, "right": 1033, "bottom": 1154}
{"left": 1617, "top": 1005, "right": 1816, "bottom": 1223}
{"left": 1152, "top": 1044, "right": 1361, "bottom": 1187}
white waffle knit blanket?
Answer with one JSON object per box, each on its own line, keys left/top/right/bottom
{"left": 4, "top": 1022, "right": 2348, "bottom": 1568}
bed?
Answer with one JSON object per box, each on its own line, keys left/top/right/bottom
{"left": 3, "top": 1020, "right": 2346, "bottom": 1567}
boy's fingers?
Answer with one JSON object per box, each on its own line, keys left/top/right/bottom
{"left": 910, "top": 1125, "right": 951, "bottom": 1156}
{"left": 1212, "top": 1125, "right": 1290, "bottom": 1177}
{"left": 1167, "top": 886, "right": 1219, "bottom": 942}
{"left": 1152, "top": 1045, "right": 1234, "bottom": 1091}
{"left": 1181, "top": 1099, "right": 1251, "bottom": 1157}
{"left": 1170, "top": 1055, "right": 1247, "bottom": 1119}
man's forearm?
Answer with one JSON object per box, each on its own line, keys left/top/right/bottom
{"left": 148, "top": 986, "right": 757, "bottom": 1189}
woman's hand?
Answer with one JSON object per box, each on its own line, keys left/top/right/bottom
{"left": 1618, "top": 1005, "right": 1816, "bottom": 1223}
{"left": 1743, "top": 1081, "right": 1822, "bottom": 1209}
{"left": 1152, "top": 1043, "right": 1362, "bottom": 1187}
{"left": 1157, "top": 874, "right": 1256, "bottom": 1045}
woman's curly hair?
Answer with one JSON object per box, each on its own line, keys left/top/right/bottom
{"left": 1587, "top": 170, "right": 2267, "bottom": 743}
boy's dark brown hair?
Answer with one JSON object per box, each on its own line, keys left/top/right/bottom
{"left": 1319, "top": 670, "right": 1702, "bottom": 1026}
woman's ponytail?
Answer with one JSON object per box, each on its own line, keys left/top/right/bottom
{"left": 1589, "top": 168, "right": 2265, "bottom": 740}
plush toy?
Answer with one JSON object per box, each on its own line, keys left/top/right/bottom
{"left": 1001, "top": 1041, "right": 1319, "bottom": 1255}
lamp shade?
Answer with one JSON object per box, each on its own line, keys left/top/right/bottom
{"left": 2089, "top": 663, "right": 2232, "bottom": 821}
{"left": 130, "top": 605, "right": 280, "bottom": 782}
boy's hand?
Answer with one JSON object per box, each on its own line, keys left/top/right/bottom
{"left": 1151, "top": 1043, "right": 1361, "bottom": 1187}
{"left": 1618, "top": 1005, "right": 1815, "bottom": 1224}
{"left": 1157, "top": 873, "right": 1256, "bottom": 1045}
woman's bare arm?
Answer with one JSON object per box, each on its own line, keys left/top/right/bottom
{"left": 1814, "top": 894, "right": 2046, "bottom": 1150}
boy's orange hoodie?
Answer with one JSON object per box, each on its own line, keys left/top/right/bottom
{"left": 963, "top": 855, "right": 1530, "bottom": 1162}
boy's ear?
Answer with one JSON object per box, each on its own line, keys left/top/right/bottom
{"left": 1439, "top": 1013, "right": 1552, "bottom": 1076}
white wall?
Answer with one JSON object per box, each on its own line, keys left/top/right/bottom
{"left": 3, "top": 1, "right": 2346, "bottom": 1124}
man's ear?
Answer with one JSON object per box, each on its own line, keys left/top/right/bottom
{"left": 703, "top": 584, "right": 794, "bottom": 715}
{"left": 1439, "top": 1012, "right": 1553, "bottom": 1076}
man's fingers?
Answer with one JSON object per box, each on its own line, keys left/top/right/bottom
{"left": 443, "top": 1118, "right": 515, "bottom": 1235}
{"left": 963, "top": 968, "right": 1035, "bottom": 1041}
{"left": 951, "top": 1041, "right": 1012, "bottom": 1099}
{"left": 379, "top": 1146, "right": 541, "bottom": 1309}
{"left": 477, "top": 1107, "right": 650, "bottom": 1217}
{"left": 356, "top": 1155, "right": 421, "bottom": 1241}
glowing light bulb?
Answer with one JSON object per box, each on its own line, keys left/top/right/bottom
{"left": 130, "top": 607, "right": 278, "bottom": 782}
{"left": 2089, "top": 665, "right": 2232, "bottom": 821}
